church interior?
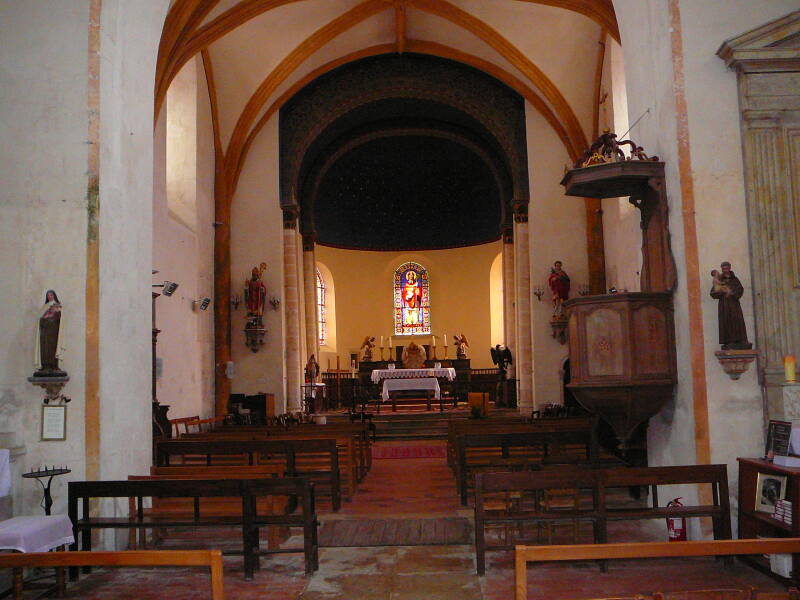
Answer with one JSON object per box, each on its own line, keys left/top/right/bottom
{"left": 1, "top": 0, "right": 800, "bottom": 598}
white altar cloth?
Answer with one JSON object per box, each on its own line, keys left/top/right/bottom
{"left": 382, "top": 377, "right": 440, "bottom": 402}
{"left": 371, "top": 368, "right": 456, "bottom": 383}
{"left": 0, "top": 515, "right": 74, "bottom": 553}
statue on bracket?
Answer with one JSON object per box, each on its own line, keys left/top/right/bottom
{"left": 710, "top": 261, "right": 752, "bottom": 350}
{"left": 34, "top": 290, "right": 66, "bottom": 377}
{"left": 548, "top": 260, "right": 571, "bottom": 318}
{"left": 244, "top": 263, "right": 267, "bottom": 352}
{"left": 360, "top": 336, "right": 376, "bottom": 362}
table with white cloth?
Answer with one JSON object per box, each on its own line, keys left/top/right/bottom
{"left": 0, "top": 515, "right": 74, "bottom": 598}
{"left": 370, "top": 368, "right": 456, "bottom": 384}
{"left": 371, "top": 368, "right": 457, "bottom": 412}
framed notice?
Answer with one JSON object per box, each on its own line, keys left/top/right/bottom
{"left": 755, "top": 471, "right": 787, "bottom": 513}
{"left": 41, "top": 405, "right": 66, "bottom": 441}
{"left": 766, "top": 419, "right": 792, "bottom": 459}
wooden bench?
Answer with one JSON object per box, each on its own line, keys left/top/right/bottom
{"left": 475, "top": 464, "right": 733, "bottom": 576}
{"left": 0, "top": 549, "right": 224, "bottom": 600}
{"left": 602, "top": 464, "right": 732, "bottom": 541}
{"left": 154, "top": 438, "right": 342, "bottom": 511}
{"left": 475, "top": 468, "right": 605, "bottom": 575}
{"left": 514, "top": 538, "right": 800, "bottom": 600}
{"left": 455, "top": 419, "right": 600, "bottom": 505}
{"left": 68, "top": 477, "right": 318, "bottom": 580}
{"left": 181, "top": 424, "right": 366, "bottom": 499}
{"left": 169, "top": 415, "right": 201, "bottom": 437}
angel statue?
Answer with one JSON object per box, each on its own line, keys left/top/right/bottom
{"left": 360, "top": 336, "right": 376, "bottom": 362}
{"left": 453, "top": 334, "right": 469, "bottom": 359}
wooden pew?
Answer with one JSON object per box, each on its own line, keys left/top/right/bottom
{"left": 169, "top": 415, "right": 200, "bottom": 437}
{"left": 474, "top": 468, "right": 605, "bottom": 575}
{"left": 454, "top": 417, "right": 600, "bottom": 505}
{"left": 475, "top": 464, "right": 734, "bottom": 576}
{"left": 181, "top": 423, "right": 367, "bottom": 500}
{"left": 514, "top": 538, "right": 800, "bottom": 600}
{"left": 68, "top": 477, "right": 318, "bottom": 580}
{"left": 0, "top": 550, "right": 225, "bottom": 600}
{"left": 601, "top": 464, "right": 732, "bottom": 541}
{"left": 154, "top": 438, "right": 341, "bottom": 511}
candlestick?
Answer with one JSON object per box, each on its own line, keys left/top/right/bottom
{"left": 327, "top": 358, "right": 331, "bottom": 371}
{"left": 337, "top": 355, "right": 340, "bottom": 371}
{"left": 785, "top": 354, "right": 797, "bottom": 383}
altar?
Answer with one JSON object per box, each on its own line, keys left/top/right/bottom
{"left": 370, "top": 367, "right": 457, "bottom": 406}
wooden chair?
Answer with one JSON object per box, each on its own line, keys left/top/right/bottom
{"left": 0, "top": 550, "right": 224, "bottom": 600}
{"left": 169, "top": 415, "right": 200, "bottom": 437}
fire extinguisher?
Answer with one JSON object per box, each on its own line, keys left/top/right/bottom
{"left": 666, "top": 497, "right": 687, "bottom": 541}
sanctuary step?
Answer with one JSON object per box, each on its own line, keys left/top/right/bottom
{"left": 329, "top": 406, "right": 521, "bottom": 440}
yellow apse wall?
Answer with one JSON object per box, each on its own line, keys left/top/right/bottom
{"left": 315, "top": 242, "right": 502, "bottom": 370}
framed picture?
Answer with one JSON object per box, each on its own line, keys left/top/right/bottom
{"left": 41, "top": 405, "right": 66, "bottom": 441}
{"left": 755, "top": 472, "right": 787, "bottom": 513}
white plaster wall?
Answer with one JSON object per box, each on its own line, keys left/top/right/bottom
{"left": 614, "top": 0, "right": 798, "bottom": 531}
{"left": 230, "top": 116, "right": 287, "bottom": 410}
{"left": 679, "top": 0, "right": 799, "bottom": 522}
{"left": 153, "top": 57, "right": 216, "bottom": 421}
{"left": 525, "top": 103, "right": 589, "bottom": 407}
{"left": 0, "top": 0, "right": 90, "bottom": 516}
{"left": 98, "top": 0, "right": 170, "bottom": 485}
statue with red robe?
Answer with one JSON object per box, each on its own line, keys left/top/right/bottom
{"left": 548, "top": 260, "right": 570, "bottom": 317}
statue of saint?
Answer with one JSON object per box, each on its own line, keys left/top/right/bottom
{"left": 360, "top": 336, "right": 376, "bottom": 362}
{"left": 453, "top": 334, "right": 469, "bottom": 359}
{"left": 710, "top": 262, "right": 752, "bottom": 350}
{"left": 548, "top": 261, "right": 570, "bottom": 317}
{"left": 245, "top": 263, "right": 267, "bottom": 318}
{"left": 34, "top": 289, "right": 66, "bottom": 376}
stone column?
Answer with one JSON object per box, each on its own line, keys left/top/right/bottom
{"left": 502, "top": 225, "right": 516, "bottom": 378}
{"left": 283, "top": 207, "right": 302, "bottom": 411}
{"left": 514, "top": 204, "right": 534, "bottom": 412}
{"left": 302, "top": 233, "right": 319, "bottom": 365}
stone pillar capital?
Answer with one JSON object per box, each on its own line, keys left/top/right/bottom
{"left": 502, "top": 225, "right": 514, "bottom": 243}
{"left": 513, "top": 202, "right": 528, "bottom": 223}
{"left": 302, "top": 232, "right": 316, "bottom": 252}
{"left": 282, "top": 206, "right": 299, "bottom": 229}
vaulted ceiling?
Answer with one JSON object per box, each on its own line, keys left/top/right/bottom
{"left": 157, "top": 0, "right": 618, "bottom": 247}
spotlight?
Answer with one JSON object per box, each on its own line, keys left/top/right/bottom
{"left": 194, "top": 297, "right": 211, "bottom": 311}
{"left": 152, "top": 281, "right": 179, "bottom": 296}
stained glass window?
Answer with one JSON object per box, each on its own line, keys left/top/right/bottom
{"left": 316, "top": 269, "right": 326, "bottom": 345}
{"left": 394, "top": 262, "right": 430, "bottom": 335}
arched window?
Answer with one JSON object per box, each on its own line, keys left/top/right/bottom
{"left": 316, "top": 269, "right": 326, "bottom": 345}
{"left": 394, "top": 262, "right": 430, "bottom": 335}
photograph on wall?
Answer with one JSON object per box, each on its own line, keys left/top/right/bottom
{"left": 755, "top": 472, "right": 787, "bottom": 513}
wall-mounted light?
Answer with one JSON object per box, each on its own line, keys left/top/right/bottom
{"left": 532, "top": 285, "right": 544, "bottom": 302}
{"left": 269, "top": 296, "right": 281, "bottom": 311}
{"left": 231, "top": 294, "right": 241, "bottom": 311}
{"left": 193, "top": 297, "right": 211, "bottom": 311}
{"left": 152, "top": 281, "right": 179, "bottom": 296}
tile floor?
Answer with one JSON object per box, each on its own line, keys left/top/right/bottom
{"left": 36, "top": 441, "right": 789, "bottom": 599}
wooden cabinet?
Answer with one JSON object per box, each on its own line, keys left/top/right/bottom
{"left": 737, "top": 457, "right": 800, "bottom": 583}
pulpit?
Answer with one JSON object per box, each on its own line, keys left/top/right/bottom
{"left": 561, "top": 134, "right": 678, "bottom": 447}
{"left": 564, "top": 292, "right": 676, "bottom": 447}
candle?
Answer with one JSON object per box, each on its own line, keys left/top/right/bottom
{"left": 785, "top": 355, "right": 797, "bottom": 383}
{"left": 380, "top": 336, "right": 384, "bottom": 347}
{"left": 443, "top": 332, "right": 447, "bottom": 346}
{"left": 327, "top": 358, "right": 331, "bottom": 371}
{"left": 337, "top": 355, "right": 340, "bottom": 371}
{"left": 389, "top": 336, "right": 393, "bottom": 348}
{"left": 432, "top": 335, "right": 436, "bottom": 347}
